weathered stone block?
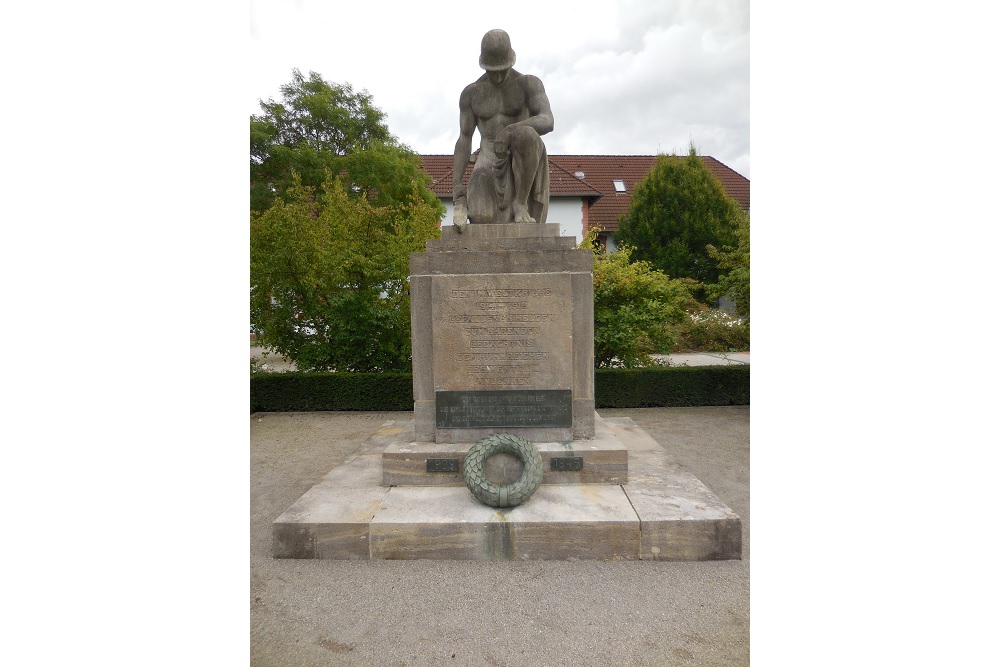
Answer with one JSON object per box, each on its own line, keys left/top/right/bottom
{"left": 623, "top": 451, "right": 742, "bottom": 560}
{"left": 409, "top": 224, "right": 595, "bottom": 442}
{"left": 272, "top": 455, "right": 387, "bottom": 560}
{"left": 381, "top": 437, "right": 628, "bottom": 486}
{"left": 368, "top": 485, "right": 640, "bottom": 560}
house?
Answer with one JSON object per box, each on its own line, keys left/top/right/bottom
{"left": 419, "top": 154, "right": 750, "bottom": 249}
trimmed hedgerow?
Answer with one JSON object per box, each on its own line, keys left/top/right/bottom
{"left": 250, "top": 365, "right": 748, "bottom": 413}
{"left": 594, "top": 365, "right": 749, "bottom": 408}
{"left": 250, "top": 372, "right": 413, "bottom": 412}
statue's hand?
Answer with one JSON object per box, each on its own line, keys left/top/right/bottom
{"left": 493, "top": 127, "right": 513, "bottom": 164}
{"left": 453, "top": 203, "right": 468, "bottom": 233}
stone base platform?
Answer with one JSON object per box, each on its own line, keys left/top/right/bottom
{"left": 272, "top": 416, "right": 742, "bottom": 561}
{"left": 382, "top": 416, "right": 628, "bottom": 486}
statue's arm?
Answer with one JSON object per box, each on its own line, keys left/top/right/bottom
{"left": 453, "top": 87, "right": 477, "bottom": 206}
{"left": 517, "top": 75, "right": 554, "bottom": 136}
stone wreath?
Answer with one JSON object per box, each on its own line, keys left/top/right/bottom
{"left": 462, "top": 433, "right": 544, "bottom": 508}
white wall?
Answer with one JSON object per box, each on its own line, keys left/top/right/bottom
{"left": 438, "top": 196, "right": 586, "bottom": 245}
{"left": 547, "top": 198, "right": 585, "bottom": 243}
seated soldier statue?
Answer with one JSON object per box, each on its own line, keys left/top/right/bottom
{"left": 452, "top": 29, "right": 553, "bottom": 231}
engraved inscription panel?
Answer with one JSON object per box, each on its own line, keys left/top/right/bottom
{"left": 431, "top": 274, "right": 573, "bottom": 392}
{"left": 550, "top": 456, "right": 584, "bottom": 471}
{"left": 426, "top": 458, "right": 460, "bottom": 472}
{"left": 436, "top": 390, "right": 573, "bottom": 429}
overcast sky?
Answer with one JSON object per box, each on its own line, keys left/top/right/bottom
{"left": 250, "top": 0, "right": 750, "bottom": 179}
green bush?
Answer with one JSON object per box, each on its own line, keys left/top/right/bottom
{"left": 673, "top": 309, "right": 750, "bottom": 352}
{"left": 249, "top": 366, "right": 748, "bottom": 412}
{"left": 251, "top": 174, "right": 441, "bottom": 373}
{"left": 595, "top": 366, "right": 749, "bottom": 407}
{"left": 585, "top": 232, "right": 694, "bottom": 368}
{"left": 250, "top": 372, "right": 413, "bottom": 412}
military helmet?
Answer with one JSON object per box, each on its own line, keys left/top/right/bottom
{"left": 479, "top": 29, "right": 516, "bottom": 71}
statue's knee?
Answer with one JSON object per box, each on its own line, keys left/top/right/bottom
{"left": 509, "top": 125, "right": 541, "bottom": 151}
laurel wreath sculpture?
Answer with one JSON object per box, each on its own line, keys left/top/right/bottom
{"left": 462, "top": 433, "right": 544, "bottom": 508}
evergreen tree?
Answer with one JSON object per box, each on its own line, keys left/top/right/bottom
{"left": 617, "top": 146, "right": 742, "bottom": 294}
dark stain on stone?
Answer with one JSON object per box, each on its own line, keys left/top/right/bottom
{"left": 486, "top": 511, "right": 513, "bottom": 559}
{"left": 316, "top": 638, "right": 355, "bottom": 653}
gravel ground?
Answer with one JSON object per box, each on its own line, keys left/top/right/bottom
{"left": 250, "top": 407, "right": 749, "bottom": 666}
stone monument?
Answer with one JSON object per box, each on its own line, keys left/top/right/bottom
{"left": 271, "top": 29, "right": 742, "bottom": 560}
{"left": 411, "top": 29, "right": 593, "bottom": 446}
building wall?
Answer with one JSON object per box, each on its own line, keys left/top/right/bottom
{"left": 438, "top": 197, "right": 586, "bottom": 244}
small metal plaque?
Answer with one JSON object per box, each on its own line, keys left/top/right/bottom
{"left": 550, "top": 456, "right": 584, "bottom": 472}
{"left": 436, "top": 390, "right": 572, "bottom": 429}
{"left": 426, "top": 458, "right": 460, "bottom": 473}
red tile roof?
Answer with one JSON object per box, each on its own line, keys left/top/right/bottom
{"left": 418, "top": 154, "right": 750, "bottom": 233}
{"left": 420, "top": 153, "right": 604, "bottom": 198}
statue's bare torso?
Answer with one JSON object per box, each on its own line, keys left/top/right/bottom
{"left": 463, "top": 71, "right": 539, "bottom": 148}
{"left": 453, "top": 64, "right": 554, "bottom": 228}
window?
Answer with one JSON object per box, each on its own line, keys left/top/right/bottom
{"left": 612, "top": 179, "right": 626, "bottom": 193}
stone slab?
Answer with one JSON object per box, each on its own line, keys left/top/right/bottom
{"left": 368, "top": 485, "right": 640, "bottom": 561}
{"left": 382, "top": 413, "right": 626, "bottom": 486}
{"left": 437, "top": 222, "right": 562, "bottom": 242}
{"left": 410, "top": 249, "right": 591, "bottom": 276}
{"left": 623, "top": 450, "right": 742, "bottom": 560}
{"left": 427, "top": 234, "right": 576, "bottom": 253}
{"left": 272, "top": 455, "right": 388, "bottom": 559}
{"left": 272, "top": 416, "right": 742, "bottom": 561}
{"left": 381, "top": 438, "right": 628, "bottom": 486}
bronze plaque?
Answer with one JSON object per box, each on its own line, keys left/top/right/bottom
{"left": 426, "top": 458, "right": 460, "bottom": 472}
{"left": 550, "top": 456, "right": 584, "bottom": 472}
{"left": 435, "top": 390, "right": 572, "bottom": 429}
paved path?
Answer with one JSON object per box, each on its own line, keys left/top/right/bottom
{"left": 251, "top": 407, "right": 749, "bottom": 666}
{"left": 252, "top": 346, "right": 749, "bottom": 372}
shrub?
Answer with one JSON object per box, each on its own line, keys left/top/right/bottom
{"left": 250, "top": 174, "right": 440, "bottom": 372}
{"left": 673, "top": 309, "right": 750, "bottom": 352}
{"left": 595, "top": 365, "right": 749, "bottom": 407}
{"left": 585, "top": 232, "right": 694, "bottom": 368}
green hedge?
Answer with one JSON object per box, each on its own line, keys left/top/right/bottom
{"left": 250, "top": 372, "right": 413, "bottom": 412}
{"left": 594, "top": 365, "right": 749, "bottom": 407}
{"left": 251, "top": 365, "right": 748, "bottom": 412}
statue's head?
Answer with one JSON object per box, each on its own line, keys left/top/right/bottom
{"left": 479, "top": 29, "right": 516, "bottom": 71}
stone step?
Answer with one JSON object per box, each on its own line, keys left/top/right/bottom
{"left": 272, "top": 417, "right": 742, "bottom": 561}
{"left": 381, "top": 414, "right": 627, "bottom": 486}
{"left": 369, "top": 485, "right": 638, "bottom": 560}
{"left": 381, "top": 438, "right": 628, "bottom": 486}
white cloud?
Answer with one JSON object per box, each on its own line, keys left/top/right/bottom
{"left": 250, "top": 0, "right": 750, "bottom": 177}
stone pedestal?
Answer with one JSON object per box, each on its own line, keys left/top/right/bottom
{"left": 409, "top": 223, "right": 595, "bottom": 442}
{"left": 272, "top": 416, "right": 743, "bottom": 561}
{"left": 271, "top": 222, "right": 744, "bottom": 562}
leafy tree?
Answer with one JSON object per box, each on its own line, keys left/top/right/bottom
{"left": 251, "top": 69, "right": 441, "bottom": 216}
{"left": 707, "top": 208, "right": 750, "bottom": 318}
{"left": 250, "top": 174, "right": 441, "bottom": 372}
{"left": 585, "top": 232, "right": 694, "bottom": 368}
{"left": 616, "top": 146, "right": 743, "bottom": 296}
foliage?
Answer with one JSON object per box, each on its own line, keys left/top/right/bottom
{"left": 616, "top": 145, "right": 743, "bottom": 295}
{"left": 250, "top": 174, "right": 440, "bottom": 372}
{"left": 251, "top": 372, "right": 414, "bottom": 412}
{"left": 707, "top": 208, "right": 750, "bottom": 318}
{"left": 595, "top": 365, "right": 749, "bottom": 407}
{"left": 673, "top": 309, "right": 750, "bottom": 353}
{"left": 584, "top": 231, "right": 695, "bottom": 368}
{"left": 251, "top": 69, "right": 442, "bottom": 216}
